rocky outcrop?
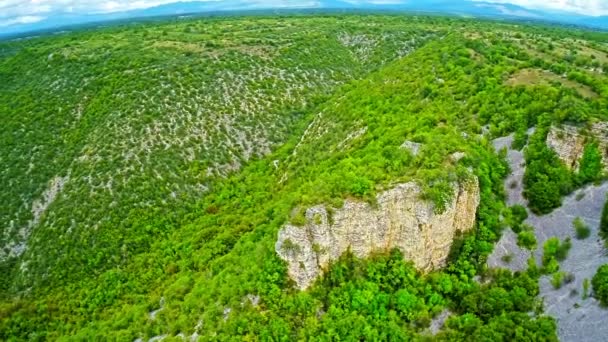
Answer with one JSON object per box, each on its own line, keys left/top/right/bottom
{"left": 400, "top": 140, "right": 422, "bottom": 156}
{"left": 275, "top": 179, "right": 480, "bottom": 289}
{"left": 546, "top": 122, "right": 608, "bottom": 170}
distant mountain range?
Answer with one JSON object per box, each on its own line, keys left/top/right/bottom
{"left": 2, "top": 0, "right": 608, "bottom": 38}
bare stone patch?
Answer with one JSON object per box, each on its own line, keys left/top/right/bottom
{"left": 149, "top": 297, "right": 165, "bottom": 320}
{"left": 427, "top": 309, "right": 452, "bottom": 335}
{"left": 487, "top": 228, "right": 531, "bottom": 272}
{"left": 400, "top": 140, "right": 422, "bottom": 156}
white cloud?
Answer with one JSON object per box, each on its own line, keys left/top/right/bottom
{"left": 0, "top": 15, "right": 45, "bottom": 27}
{"left": 0, "top": 0, "right": 205, "bottom": 20}
{"left": 473, "top": 0, "right": 608, "bottom": 16}
{"left": 475, "top": 3, "right": 540, "bottom": 17}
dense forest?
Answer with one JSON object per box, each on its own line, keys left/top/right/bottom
{"left": 2, "top": 14, "right": 608, "bottom": 340}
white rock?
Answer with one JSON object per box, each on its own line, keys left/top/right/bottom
{"left": 275, "top": 179, "right": 480, "bottom": 289}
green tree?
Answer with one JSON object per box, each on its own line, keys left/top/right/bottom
{"left": 592, "top": 264, "right": 608, "bottom": 306}
{"left": 577, "top": 143, "right": 602, "bottom": 184}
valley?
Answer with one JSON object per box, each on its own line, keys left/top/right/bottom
{"left": 2, "top": 13, "right": 608, "bottom": 341}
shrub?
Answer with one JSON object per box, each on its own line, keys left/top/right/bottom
{"left": 511, "top": 205, "right": 529, "bottom": 222}
{"left": 551, "top": 272, "right": 565, "bottom": 289}
{"left": 555, "top": 238, "right": 572, "bottom": 261}
{"left": 542, "top": 238, "right": 560, "bottom": 266}
{"left": 592, "top": 264, "right": 608, "bottom": 306}
{"left": 601, "top": 197, "right": 608, "bottom": 241}
{"left": 573, "top": 217, "right": 591, "bottom": 239}
{"left": 291, "top": 208, "right": 307, "bottom": 226}
{"left": 542, "top": 237, "right": 571, "bottom": 273}
{"left": 517, "top": 230, "right": 537, "bottom": 250}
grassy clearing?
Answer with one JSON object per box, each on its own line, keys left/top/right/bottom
{"left": 506, "top": 68, "right": 598, "bottom": 98}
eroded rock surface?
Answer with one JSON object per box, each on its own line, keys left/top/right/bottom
{"left": 275, "top": 180, "right": 480, "bottom": 289}
{"left": 546, "top": 122, "right": 608, "bottom": 170}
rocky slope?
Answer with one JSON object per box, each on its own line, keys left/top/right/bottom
{"left": 489, "top": 132, "right": 608, "bottom": 342}
{"left": 275, "top": 179, "right": 480, "bottom": 289}
{"left": 546, "top": 122, "right": 608, "bottom": 170}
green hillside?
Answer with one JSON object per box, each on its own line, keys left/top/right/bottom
{"left": 2, "top": 14, "right": 608, "bottom": 340}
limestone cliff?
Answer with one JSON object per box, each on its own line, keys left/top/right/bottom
{"left": 546, "top": 122, "right": 608, "bottom": 171}
{"left": 275, "top": 179, "right": 480, "bottom": 289}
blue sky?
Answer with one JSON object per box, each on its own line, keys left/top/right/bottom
{"left": 1, "top": 0, "right": 607, "bottom": 29}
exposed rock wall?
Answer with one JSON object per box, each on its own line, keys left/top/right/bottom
{"left": 275, "top": 179, "right": 480, "bottom": 289}
{"left": 546, "top": 122, "right": 608, "bottom": 170}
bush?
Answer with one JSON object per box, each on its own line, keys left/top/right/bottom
{"left": 291, "top": 208, "right": 307, "bottom": 226}
{"left": 512, "top": 130, "right": 528, "bottom": 150}
{"left": 573, "top": 217, "right": 591, "bottom": 239}
{"left": 551, "top": 272, "right": 565, "bottom": 289}
{"left": 601, "top": 197, "right": 608, "bottom": 241}
{"left": 542, "top": 237, "right": 571, "bottom": 272}
{"left": 577, "top": 143, "right": 602, "bottom": 184}
{"left": 511, "top": 205, "right": 529, "bottom": 222}
{"left": 592, "top": 264, "right": 608, "bottom": 306}
{"left": 555, "top": 237, "right": 572, "bottom": 261}
{"left": 517, "top": 230, "right": 537, "bottom": 250}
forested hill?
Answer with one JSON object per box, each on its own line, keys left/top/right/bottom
{"left": 2, "top": 14, "right": 608, "bottom": 340}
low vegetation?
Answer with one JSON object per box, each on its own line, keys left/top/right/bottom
{"left": 573, "top": 217, "right": 591, "bottom": 239}
{"left": 601, "top": 196, "right": 608, "bottom": 243}
{"left": 542, "top": 237, "right": 572, "bottom": 274}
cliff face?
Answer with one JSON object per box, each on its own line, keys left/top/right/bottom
{"left": 275, "top": 179, "right": 480, "bottom": 289}
{"left": 546, "top": 122, "right": 608, "bottom": 171}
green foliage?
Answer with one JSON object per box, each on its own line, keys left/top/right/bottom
{"left": 551, "top": 272, "right": 566, "bottom": 289}
{"left": 511, "top": 114, "right": 529, "bottom": 150}
{"left": 542, "top": 237, "right": 572, "bottom": 273}
{"left": 523, "top": 124, "right": 573, "bottom": 214}
{"left": 601, "top": 196, "right": 608, "bottom": 242}
{"left": 592, "top": 264, "right": 608, "bottom": 306}
{"left": 291, "top": 208, "right": 308, "bottom": 226}
{"left": 511, "top": 205, "right": 529, "bottom": 224}
{"left": 576, "top": 143, "right": 603, "bottom": 185}
{"left": 438, "top": 269, "right": 556, "bottom": 341}
{"left": 517, "top": 230, "right": 537, "bottom": 250}
{"left": 509, "top": 205, "right": 528, "bottom": 233}
{"left": 583, "top": 278, "right": 590, "bottom": 299}
{"left": 573, "top": 217, "right": 591, "bottom": 239}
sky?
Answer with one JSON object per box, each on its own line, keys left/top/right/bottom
{"left": 474, "top": 0, "right": 608, "bottom": 16}
{"left": 1, "top": 0, "right": 607, "bottom": 30}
